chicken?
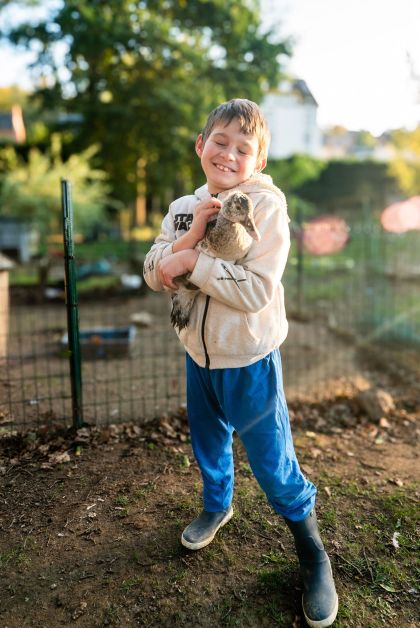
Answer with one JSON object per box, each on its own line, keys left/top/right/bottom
{"left": 170, "top": 191, "right": 260, "bottom": 331}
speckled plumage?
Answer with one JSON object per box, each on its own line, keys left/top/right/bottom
{"left": 170, "top": 191, "right": 259, "bottom": 331}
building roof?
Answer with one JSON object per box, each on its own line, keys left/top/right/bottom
{"left": 293, "top": 79, "right": 318, "bottom": 106}
{"left": 266, "top": 78, "right": 318, "bottom": 106}
{"left": 0, "top": 253, "right": 15, "bottom": 271}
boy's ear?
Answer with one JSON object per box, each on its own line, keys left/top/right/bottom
{"left": 256, "top": 157, "right": 267, "bottom": 173}
{"left": 195, "top": 134, "right": 204, "bottom": 157}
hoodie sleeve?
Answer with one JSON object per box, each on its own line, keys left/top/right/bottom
{"left": 143, "top": 205, "right": 177, "bottom": 292}
{"left": 187, "top": 191, "right": 290, "bottom": 313}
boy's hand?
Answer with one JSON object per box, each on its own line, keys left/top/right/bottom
{"left": 158, "top": 250, "right": 199, "bottom": 290}
{"left": 190, "top": 198, "right": 222, "bottom": 242}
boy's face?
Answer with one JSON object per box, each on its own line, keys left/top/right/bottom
{"left": 195, "top": 119, "right": 266, "bottom": 194}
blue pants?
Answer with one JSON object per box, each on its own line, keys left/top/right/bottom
{"left": 186, "top": 349, "right": 316, "bottom": 522}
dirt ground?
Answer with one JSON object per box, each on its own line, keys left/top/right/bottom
{"left": 0, "top": 366, "right": 419, "bottom": 627}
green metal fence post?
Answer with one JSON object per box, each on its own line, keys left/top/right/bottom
{"left": 61, "top": 178, "right": 84, "bottom": 429}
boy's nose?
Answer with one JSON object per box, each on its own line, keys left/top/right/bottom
{"left": 222, "top": 148, "right": 235, "bottom": 161}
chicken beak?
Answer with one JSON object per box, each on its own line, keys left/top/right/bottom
{"left": 246, "top": 217, "right": 261, "bottom": 241}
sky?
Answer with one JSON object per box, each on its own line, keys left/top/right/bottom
{"left": 1, "top": 0, "right": 420, "bottom": 136}
{"left": 261, "top": 0, "right": 420, "bottom": 135}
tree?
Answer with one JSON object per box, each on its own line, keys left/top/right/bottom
{"left": 388, "top": 126, "right": 420, "bottom": 196}
{"left": 295, "top": 160, "right": 399, "bottom": 215}
{"left": 265, "top": 154, "right": 326, "bottom": 220}
{"left": 0, "top": 135, "right": 113, "bottom": 243}
{"left": 0, "top": 86, "right": 27, "bottom": 109}
{"left": 6, "top": 0, "right": 290, "bottom": 209}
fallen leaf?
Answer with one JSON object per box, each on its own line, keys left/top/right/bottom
{"left": 324, "top": 486, "right": 332, "bottom": 498}
{"left": 365, "top": 425, "right": 379, "bottom": 439}
{"left": 379, "top": 583, "right": 401, "bottom": 593}
{"left": 48, "top": 451, "right": 71, "bottom": 465}
{"left": 301, "top": 464, "right": 314, "bottom": 475}
{"left": 391, "top": 531, "right": 400, "bottom": 549}
{"left": 40, "top": 463, "right": 54, "bottom": 470}
{"left": 379, "top": 417, "right": 391, "bottom": 429}
{"left": 388, "top": 478, "right": 404, "bottom": 487}
{"left": 310, "top": 448, "right": 322, "bottom": 459}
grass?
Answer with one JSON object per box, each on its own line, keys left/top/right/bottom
{"left": 103, "top": 604, "right": 120, "bottom": 625}
{"left": 0, "top": 545, "right": 31, "bottom": 569}
{"left": 9, "top": 237, "right": 154, "bottom": 287}
{"left": 121, "top": 575, "right": 143, "bottom": 592}
{"left": 133, "top": 481, "right": 155, "bottom": 500}
{"left": 77, "top": 275, "right": 119, "bottom": 293}
{"left": 114, "top": 494, "right": 130, "bottom": 507}
{"left": 114, "top": 494, "right": 130, "bottom": 518}
{"left": 318, "top": 477, "right": 418, "bottom": 627}
{"left": 76, "top": 238, "right": 153, "bottom": 261}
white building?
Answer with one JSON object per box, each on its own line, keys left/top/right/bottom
{"left": 261, "top": 79, "right": 322, "bottom": 159}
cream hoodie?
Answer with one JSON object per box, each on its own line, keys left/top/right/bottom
{"left": 143, "top": 173, "right": 290, "bottom": 369}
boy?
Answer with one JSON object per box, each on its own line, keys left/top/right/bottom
{"left": 143, "top": 99, "right": 338, "bottom": 627}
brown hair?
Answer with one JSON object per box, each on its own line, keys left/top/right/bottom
{"left": 201, "top": 98, "right": 270, "bottom": 164}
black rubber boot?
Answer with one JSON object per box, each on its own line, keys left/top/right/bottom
{"left": 181, "top": 506, "right": 233, "bottom": 550}
{"left": 284, "top": 510, "right": 338, "bottom": 627}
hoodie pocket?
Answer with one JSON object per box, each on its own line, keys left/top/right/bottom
{"left": 205, "top": 304, "right": 260, "bottom": 357}
{"left": 243, "top": 312, "right": 260, "bottom": 344}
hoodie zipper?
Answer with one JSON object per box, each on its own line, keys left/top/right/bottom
{"left": 200, "top": 192, "right": 219, "bottom": 369}
{"left": 201, "top": 295, "right": 210, "bottom": 368}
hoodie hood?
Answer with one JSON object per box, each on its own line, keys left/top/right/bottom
{"left": 194, "top": 173, "right": 290, "bottom": 221}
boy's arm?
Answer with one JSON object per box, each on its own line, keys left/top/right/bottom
{"left": 172, "top": 198, "right": 222, "bottom": 254}
{"left": 187, "top": 193, "right": 290, "bottom": 313}
{"left": 143, "top": 208, "right": 177, "bottom": 292}
{"left": 143, "top": 197, "right": 221, "bottom": 291}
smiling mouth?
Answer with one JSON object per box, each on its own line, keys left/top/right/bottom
{"left": 214, "top": 163, "right": 235, "bottom": 173}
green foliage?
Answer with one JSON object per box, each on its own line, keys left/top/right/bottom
{"left": 265, "top": 154, "right": 326, "bottom": 195}
{"left": 0, "top": 86, "right": 27, "bottom": 109}
{"left": 265, "top": 154, "right": 326, "bottom": 221}
{"left": 0, "top": 134, "right": 112, "bottom": 238}
{"left": 6, "top": 0, "right": 290, "bottom": 205}
{"left": 296, "top": 160, "right": 400, "bottom": 214}
{"left": 357, "top": 129, "right": 377, "bottom": 148}
{"left": 388, "top": 125, "right": 420, "bottom": 196}
{"left": 0, "top": 85, "right": 52, "bottom": 144}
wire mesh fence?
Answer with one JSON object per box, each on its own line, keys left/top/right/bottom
{"left": 1, "top": 221, "right": 419, "bottom": 434}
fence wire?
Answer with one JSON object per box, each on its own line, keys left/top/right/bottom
{"left": 1, "top": 222, "right": 419, "bottom": 434}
